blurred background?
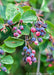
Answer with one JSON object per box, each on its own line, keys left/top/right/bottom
{"left": 0, "top": 0, "right": 54, "bottom": 75}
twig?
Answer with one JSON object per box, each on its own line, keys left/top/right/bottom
{"left": 36, "top": 51, "right": 41, "bottom": 75}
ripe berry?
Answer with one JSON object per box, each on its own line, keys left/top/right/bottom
{"left": 37, "top": 21, "right": 42, "bottom": 25}
{"left": 26, "top": 49, "right": 31, "bottom": 54}
{"left": 36, "top": 32, "right": 40, "bottom": 36}
{"left": 23, "top": 46, "right": 28, "bottom": 51}
{"left": 31, "top": 37, "right": 36, "bottom": 42}
{"left": 32, "top": 57, "right": 37, "bottom": 63}
{"left": 13, "top": 32, "right": 19, "bottom": 37}
{"left": 20, "top": 25, "right": 24, "bottom": 30}
{"left": 40, "top": 27, "right": 44, "bottom": 32}
{"left": 36, "top": 28, "right": 40, "bottom": 31}
{"left": 40, "top": 32, "right": 44, "bottom": 37}
{"left": 31, "top": 27, "right": 36, "bottom": 33}
{"left": 32, "top": 50, "right": 36, "bottom": 54}
{"left": 38, "top": 38, "right": 43, "bottom": 42}
{"left": 13, "top": 27, "right": 17, "bottom": 30}
{"left": 48, "top": 64, "right": 52, "bottom": 67}
{"left": 7, "top": 19, "right": 14, "bottom": 25}
{"left": 0, "top": 63, "right": 2, "bottom": 67}
{"left": 30, "top": 53, "right": 34, "bottom": 58}
{"left": 17, "top": 29, "right": 21, "bottom": 34}
{"left": 42, "top": 23, "right": 47, "bottom": 28}
{"left": 29, "top": 61, "right": 32, "bottom": 65}
{"left": 0, "top": 50, "right": 4, "bottom": 55}
{"left": 2, "top": 67, "right": 7, "bottom": 72}
{"left": 19, "top": 20, "right": 23, "bottom": 23}
{"left": 50, "top": 47, "right": 54, "bottom": 51}
{"left": 26, "top": 57, "right": 31, "bottom": 62}
{"left": 34, "top": 41, "right": 38, "bottom": 45}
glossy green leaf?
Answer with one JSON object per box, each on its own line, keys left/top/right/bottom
{"left": 46, "top": 21, "right": 54, "bottom": 38}
{"left": 41, "top": 0, "right": 50, "bottom": 12}
{"left": 1, "top": 55, "right": 14, "bottom": 64}
{"left": 21, "top": 10, "right": 37, "bottom": 23}
{"left": 0, "top": 18, "right": 4, "bottom": 29}
{"left": 22, "top": 6, "right": 31, "bottom": 11}
{"left": 2, "top": 44, "right": 15, "bottom": 53}
{"left": 4, "top": 36, "right": 24, "bottom": 48}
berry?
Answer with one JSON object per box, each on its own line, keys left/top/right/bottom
{"left": 32, "top": 57, "right": 37, "bottom": 63}
{"left": 31, "top": 27, "right": 36, "bottom": 33}
{"left": 17, "top": 29, "right": 21, "bottom": 34}
{"left": 42, "top": 23, "right": 47, "bottom": 28}
{"left": 30, "top": 53, "right": 34, "bottom": 58}
{"left": 2, "top": 67, "right": 7, "bottom": 72}
{"left": 13, "top": 27, "right": 17, "bottom": 30}
{"left": 48, "top": 64, "right": 52, "bottom": 67}
{"left": 38, "top": 38, "right": 43, "bottom": 42}
{"left": 0, "top": 63, "right": 2, "bottom": 67}
{"left": 7, "top": 20, "right": 14, "bottom": 25}
{"left": 36, "top": 32, "right": 40, "bottom": 36}
{"left": 50, "top": 47, "right": 54, "bottom": 51}
{"left": 31, "top": 37, "right": 36, "bottom": 42}
{"left": 26, "top": 49, "right": 31, "bottom": 54}
{"left": 23, "top": 46, "right": 28, "bottom": 51}
{"left": 40, "top": 32, "right": 44, "bottom": 37}
{"left": 0, "top": 49, "right": 4, "bottom": 55}
{"left": 29, "top": 61, "right": 32, "bottom": 65}
{"left": 40, "top": 27, "right": 44, "bottom": 32}
{"left": 53, "top": 43, "right": 54, "bottom": 45}
{"left": 37, "top": 21, "right": 42, "bottom": 25}
{"left": 26, "top": 57, "right": 31, "bottom": 62}
{"left": 36, "top": 28, "right": 40, "bottom": 31}
{"left": 32, "top": 50, "right": 36, "bottom": 54}
{"left": 20, "top": 25, "right": 24, "bottom": 30}
{"left": 19, "top": 20, "right": 23, "bottom": 23}
{"left": 13, "top": 32, "right": 19, "bottom": 37}
{"left": 34, "top": 41, "right": 38, "bottom": 45}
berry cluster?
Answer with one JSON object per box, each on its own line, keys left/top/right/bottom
{"left": 0, "top": 49, "right": 7, "bottom": 72}
{"left": 13, "top": 20, "right": 24, "bottom": 37}
{"left": 22, "top": 46, "right": 37, "bottom": 65}
{"left": 31, "top": 21, "right": 47, "bottom": 45}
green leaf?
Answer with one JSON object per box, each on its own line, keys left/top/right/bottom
{"left": 22, "top": 6, "right": 31, "bottom": 11}
{"left": 1, "top": 55, "right": 14, "bottom": 64}
{"left": 46, "top": 21, "right": 54, "bottom": 38}
{"left": 47, "top": 66, "right": 54, "bottom": 74}
{"left": 43, "top": 32, "right": 50, "bottom": 39}
{"left": 29, "top": 0, "right": 37, "bottom": 8}
{"left": 4, "top": 36, "right": 24, "bottom": 48}
{"left": 0, "top": 5, "right": 6, "bottom": 19}
{"left": 0, "top": 18, "right": 4, "bottom": 29}
{"left": 6, "top": 4, "right": 19, "bottom": 20}
{"left": 13, "top": 13, "right": 21, "bottom": 22}
{"left": 39, "top": 40, "right": 49, "bottom": 51}
{"left": 21, "top": 25, "right": 30, "bottom": 35}
{"left": 41, "top": 0, "right": 50, "bottom": 12}
{"left": 21, "top": 10, "right": 37, "bottom": 23}
{"left": 2, "top": 44, "right": 15, "bottom": 53}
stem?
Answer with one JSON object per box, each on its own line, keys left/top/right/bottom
{"left": 36, "top": 51, "right": 41, "bottom": 75}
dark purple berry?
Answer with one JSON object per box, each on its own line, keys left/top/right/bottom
{"left": 2, "top": 67, "right": 7, "bottom": 72}
{"left": 7, "top": 20, "right": 14, "bottom": 25}
{"left": 0, "top": 49, "right": 4, "bottom": 55}
{"left": 23, "top": 46, "right": 28, "bottom": 51}
{"left": 26, "top": 49, "right": 31, "bottom": 54}
{"left": 38, "top": 38, "right": 43, "bottom": 42}
{"left": 31, "top": 37, "right": 36, "bottom": 42}
{"left": 30, "top": 53, "right": 35, "bottom": 58}
{"left": 20, "top": 25, "right": 24, "bottom": 30}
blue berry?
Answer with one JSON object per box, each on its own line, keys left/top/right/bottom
{"left": 40, "top": 32, "right": 44, "bottom": 36}
{"left": 32, "top": 57, "right": 36, "bottom": 62}
{"left": 20, "top": 25, "right": 24, "bottom": 30}
{"left": 2, "top": 67, "right": 7, "bottom": 72}
{"left": 26, "top": 49, "right": 31, "bottom": 54}
{"left": 42, "top": 23, "right": 47, "bottom": 28}
{"left": 37, "top": 21, "right": 42, "bottom": 25}
{"left": 36, "top": 28, "right": 40, "bottom": 31}
{"left": 50, "top": 47, "right": 54, "bottom": 51}
{"left": 0, "top": 49, "right": 4, "bottom": 55}
{"left": 31, "top": 37, "right": 36, "bottom": 42}
{"left": 40, "top": 27, "right": 44, "bottom": 32}
{"left": 38, "top": 38, "right": 43, "bottom": 42}
{"left": 30, "top": 53, "right": 35, "bottom": 58}
{"left": 7, "top": 20, "right": 14, "bottom": 25}
{"left": 23, "top": 46, "right": 28, "bottom": 51}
